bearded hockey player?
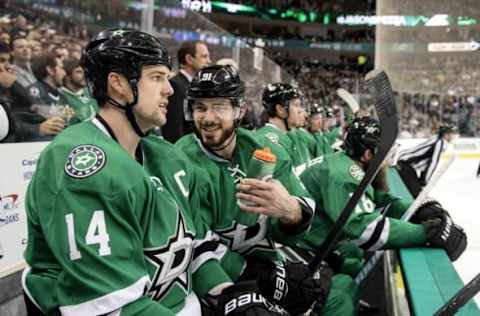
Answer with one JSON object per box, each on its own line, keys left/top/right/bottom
{"left": 22, "top": 29, "right": 231, "bottom": 316}
{"left": 297, "top": 116, "right": 467, "bottom": 274}
{"left": 176, "top": 65, "right": 347, "bottom": 315}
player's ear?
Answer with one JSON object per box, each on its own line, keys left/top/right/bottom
{"left": 275, "top": 104, "right": 287, "bottom": 118}
{"left": 359, "top": 149, "right": 373, "bottom": 163}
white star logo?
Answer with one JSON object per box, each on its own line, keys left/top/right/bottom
{"left": 144, "top": 211, "right": 194, "bottom": 301}
{"left": 217, "top": 215, "right": 276, "bottom": 255}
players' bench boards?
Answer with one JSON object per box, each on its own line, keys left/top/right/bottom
{"left": 388, "top": 168, "right": 479, "bottom": 316}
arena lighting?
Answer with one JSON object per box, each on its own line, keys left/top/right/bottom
{"left": 181, "top": 0, "right": 212, "bottom": 13}
{"left": 337, "top": 14, "right": 477, "bottom": 26}
{"left": 211, "top": 2, "right": 256, "bottom": 14}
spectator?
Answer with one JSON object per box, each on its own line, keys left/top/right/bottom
{"left": 67, "top": 41, "right": 83, "bottom": 60}
{"left": 29, "top": 39, "right": 42, "bottom": 58}
{"left": 10, "top": 36, "right": 36, "bottom": 88}
{"left": 13, "top": 53, "right": 68, "bottom": 141}
{"left": 0, "top": 41, "right": 28, "bottom": 142}
{"left": 162, "top": 40, "right": 211, "bottom": 143}
{"left": 0, "top": 43, "right": 16, "bottom": 142}
{"left": 53, "top": 44, "right": 69, "bottom": 60}
{"left": 0, "top": 102, "right": 14, "bottom": 142}
{"left": 0, "top": 31, "right": 10, "bottom": 45}
{"left": 59, "top": 57, "right": 98, "bottom": 123}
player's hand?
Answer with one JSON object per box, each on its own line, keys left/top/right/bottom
{"left": 257, "top": 261, "right": 333, "bottom": 315}
{"left": 236, "top": 178, "right": 301, "bottom": 225}
{"left": 423, "top": 213, "right": 467, "bottom": 261}
{"left": 411, "top": 199, "right": 449, "bottom": 224}
{"left": 0, "top": 64, "right": 16, "bottom": 89}
{"left": 39, "top": 116, "right": 65, "bottom": 136}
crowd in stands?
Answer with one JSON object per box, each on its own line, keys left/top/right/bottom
{"left": 0, "top": 9, "right": 96, "bottom": 143}
{"left": 222, "top": 0, "right": 373, "bottom": 15}
{"left": 274, "top": 54, "right": 480, "bottom": 138}
{"left": 0, "top": 4, "right": 478, "bottom": 144}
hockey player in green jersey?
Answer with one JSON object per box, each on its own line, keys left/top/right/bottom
{"left": 176, "top": 66, "right": 360, "bottom": 315}
{"left": 176, "top": 65, "right": 357, "bottom": 316}
{"left": 307, "top": 103, "right": 334, "bottom": 156}
{"left": 23, "top": 29, "right": 231, "bottom": 316}
{"left": 256, "top": 83, "right": 314, "bottom": 175}
{"left": 323, "top": 106, "right": 342, "bottom": 146}
{"left": 298, "top": 116, "right": 467, "bottom": 276}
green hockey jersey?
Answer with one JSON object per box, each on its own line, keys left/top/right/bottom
{"left": 256, "top": 124, "right": 311, "bottom": 175}
{"left": 23, "top": 118, "right": 223, "bottom": 316}
{"left": 298, "top": 151, "right": 427, "bottom": 253}
{"left": 59, "top": 87, "right": 99, "bottom": 124}
{"left": 311, "top": 131, "right": 334, "bottom": 156}
{"left": 325, "top": 126, "right": 342, "bottom": 145}
{"left": 176, "top": 128, "right": 315, "bottom": 280}
{"left": 141, "top": 135, "right": 233, "bottom": 297}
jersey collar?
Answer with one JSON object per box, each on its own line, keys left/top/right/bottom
{"left": 91, "top": 114, "right": 144, "bottom": 164}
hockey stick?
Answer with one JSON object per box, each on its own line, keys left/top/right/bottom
{"left": 309, "top": 70, "right": 398, "bottom": 272}
{"left": 355, "top": 155, "right": 456, "bottom": 284}
{"left": 337, "top": 88, "right": 360, "bottom": 114}
{"left": 434, "top": 272, "right": 480, "bottom": 316}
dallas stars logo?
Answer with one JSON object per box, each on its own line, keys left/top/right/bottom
{"left": 265, "top": 133, "right": 279, "bottom": 145}
{"left": 65, "top": 145, "right": 106, "bottom": 179}
{"left": 217, "top": 215, "right": 275, "bottom": 255}
{"left": 144, "top": 211, "right": 194, "bottom": 301}
{"left": 349, "top": 164, "right": 365, "bottom": 182}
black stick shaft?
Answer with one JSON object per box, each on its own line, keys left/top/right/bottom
{"left": 434, "top": 273, "right": 480, "bottom": 316}
{"left": 309, "top": 69, "right": 398, "bottom": 272}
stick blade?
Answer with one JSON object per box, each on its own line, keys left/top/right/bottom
{"left": 337, "top": 88, "right": 360, "bottom": 114}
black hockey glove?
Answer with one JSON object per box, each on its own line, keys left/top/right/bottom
{"left": 257, "top": 261, "right": 333, "bottom": 315}
{"left": 423, "top": 214, "right": 467, "bottom": 261}
{"left": 324, "top": 250, "right": 344, "bottom": 274}
{"left": 216, "top": 281, "right": 290, "bottom": 316}
{"left": 411, "top": 199, "right": 449, "bottom": 224}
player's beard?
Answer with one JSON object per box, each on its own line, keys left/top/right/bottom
{"left": 198, "top": 121, "right": 235, "bottom": 151}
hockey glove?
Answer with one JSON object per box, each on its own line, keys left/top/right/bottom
{"left": 324, "top": 250, "right": 344, "bottom": 274}
{"left": 215, "top": 281, "right": 290, "bottom": 316}
{"left": 423, "top": 214, "right": 467, "bottom": 261}
{"left": 257, "top": 261, "right": 333, "bottom": 315}
{"left": 411, "top": 199, "right": 449, "bottom": 224}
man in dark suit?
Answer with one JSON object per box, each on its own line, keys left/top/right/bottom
{"left": 162, "top": 41, "right": 211, "bottom": 143}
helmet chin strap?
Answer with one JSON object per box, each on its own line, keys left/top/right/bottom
{"left": 105, "top": 79, "right": 147, "bottom": 138}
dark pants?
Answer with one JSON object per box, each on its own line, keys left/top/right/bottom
{"left": 396, "top": 161, "right": 423, "bottom": 198}
{"left": 477, "top": 161, "right": 480, "bottom": 177}
{"left": 23, "top": 292, "right": 44, "bottom": 316}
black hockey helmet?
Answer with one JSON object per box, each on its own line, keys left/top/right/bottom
{"left": 310, "top": 103, "right": 326, "bottom": 116}
{"left": 262, "top": 83, "right": 302, "bottom": 116}
{"left": 324, "top": 106, "right": 334, "bottom": 118}
{"left": 185, "top": 64, "right": 245, "bottom": 121}
{"left": 438, "top": 121, "right": 457, "bottom": 137}
{"left": 344, "top": 116, "right": 381, "bottom": 159}
{"left": 82, "top": 28, "right": 171, "bottom": 137}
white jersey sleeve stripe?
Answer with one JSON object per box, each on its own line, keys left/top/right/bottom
{"left": 368, "top": 218, "right": 391, "bottom": 251}
{"left": 352, "top": 216, "right": 383, "bottom": 247}
{"left": 59, "top": 275, "right": 150, "bottom": 316}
